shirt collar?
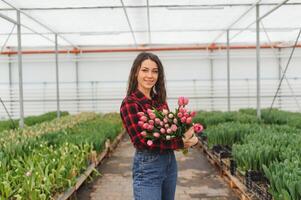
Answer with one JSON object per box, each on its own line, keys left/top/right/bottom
{"left": 131, "top": 88, "right": 158, "bottom": 104}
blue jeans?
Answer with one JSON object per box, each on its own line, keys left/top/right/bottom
{"left": 132, "top": 149, "right": 178, "bottom": 200}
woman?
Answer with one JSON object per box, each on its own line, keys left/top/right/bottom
{"left": 120, "top": 52, "right": 198, "bottom": 200}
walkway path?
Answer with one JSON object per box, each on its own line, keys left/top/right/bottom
{"left": 76, "top": 134, "right": 239, "bottom": 200}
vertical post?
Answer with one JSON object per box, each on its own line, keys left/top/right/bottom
{"left": 95, "top": 81, "right": 99, "bottom": 112}
{"left": 209, "top": 50, "right": 214, "bottom": 111}
{"left": 246, "top": 79, "right": 250, "bottom": 107}
{"left": 192, "top": 79, "right": 197, "bottom": 110}
{"left": 256, "top": 4, "right": 261, "bottom": 119}
{"left": 8, "top": 54, "right": 13, "bottom": 116}
{"left": 92, "top": 81, "right": 96, "bottom": 111}
{"left": 16, "top": 10, "right": 24, "bottom": 128}
{"left": 55, "top": 34, "right": 60, "bottom": 118}
{"left": 278, "top": 48, "right": 282, "bottom": 109}
{"left": 75, "top": 55, "right": 79, "bottom": 113}
{"left": 226, "top": 29, "right": 231, "bottom": 111}
{"left": 43, "top": 82, "right": 46, "bottom": 112}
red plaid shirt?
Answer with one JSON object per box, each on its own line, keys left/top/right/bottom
{"left": 120, "top": 89, "right": 184, "bottom": 153}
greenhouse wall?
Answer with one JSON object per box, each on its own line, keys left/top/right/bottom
{"left": 0, "top": 48, "right": 301, "bottom": 119}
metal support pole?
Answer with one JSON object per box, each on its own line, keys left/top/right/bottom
{"left": 75, "top": 55, "right": 79, "bottom": 113}
{"left": 192, "top": 79, "right": 197, "bottom": 110}
{"left": 209, "top": 50, "right": 214, "bottom": 111}
{"left": 55, "top": 34, "right": 60, "bottom": 118}
{"left": 226, "top": 29, "right": 231, "bottom": 111}
{"left": 256, "top": 4, "right": 261, "bottom": 119}
{"left": 16, "top": 10, "right": 24, "bottom": 128}
{"left": 278, "top": 48, "right": 282, "bottom": 109}
{"left": 8, "top": 54, "right": 13, "bottom": 116}
{"left": 91, "top": 81, "right": 96, "bottom": 111}
{"left": 43, "top": 82, "right": 46, "bottom": 112}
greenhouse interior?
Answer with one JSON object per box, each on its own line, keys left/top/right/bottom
{"left": 0, "top": 0, "right": 301, "bottom": 200}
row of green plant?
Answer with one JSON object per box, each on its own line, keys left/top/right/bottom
{"left": 0, "top": 111, "right": 69, "bottom": 133}
{"left": 263, "top": 159, "right": 301, "bottom": 200}
{"left": 194, "top": 108, "right": 301, "bottom": 129}
{"left": 204, "top": 122, "right": 261, "bottom": 148}
{"left": 193, "top": 109, "right": 301, "bottom": 200}
{"left": 193, "top": 110, "right": 259, "bottom": 128}
{"left": 0, "top": 112, "right": 96, "bottom": 147}
{"left": 0, "top": 113, "right": 123, "bottom": 199}
{"left": 232, "top": 125, "right": 298, "bottom": 171}
{"left": 240, "top": 108, "right": 301, "bottom": 129}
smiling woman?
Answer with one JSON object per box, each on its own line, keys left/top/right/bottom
{"left": 120, "top": 52, "right": 198, "bottom": 200}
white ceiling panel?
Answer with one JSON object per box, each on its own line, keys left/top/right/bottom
{"left": 0, "top": 0, "right": 300, "bottom": 48}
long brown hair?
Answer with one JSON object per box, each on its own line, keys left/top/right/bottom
{"left": 127, "top": 52, "right": 167, "bottom": 104}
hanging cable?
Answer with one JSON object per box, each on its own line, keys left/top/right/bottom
{"left": 0, "top": 97, "right": 17, "bottom": 129}
{"left": 261, "top": 21, "right": 301, "bottom": 111}
{"left": 269, "top": 28, "right": 301, "bottom": 113}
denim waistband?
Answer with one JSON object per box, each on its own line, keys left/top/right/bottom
{"left": 135, "top": 148, "right": 173, "bottom": 155}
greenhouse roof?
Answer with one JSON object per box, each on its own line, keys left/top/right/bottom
{"left": 0, "top": 0, "right": 301, "bottom": 48}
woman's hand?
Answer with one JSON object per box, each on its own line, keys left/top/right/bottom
{"left": 183, "top": 126, "right": 194, "bottom": 139}
{"left": 182, "top": 135, "right": 199, "bottom": 148}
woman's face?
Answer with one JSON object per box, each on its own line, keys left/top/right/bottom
{"left": 137, "top": 59, "right": 158, "bottom": 92}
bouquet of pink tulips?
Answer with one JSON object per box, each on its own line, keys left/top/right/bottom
{"left": 138, "top": 97, "right": 204, "bottom": 150}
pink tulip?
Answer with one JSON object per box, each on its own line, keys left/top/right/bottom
{"left": 160, "top": 128, "right": 166, "bottom": 134}
{"left": 179, "top": 107, "right": 186, "bottom": 113}
{"left": 162, "top": 109, "right": 169, "bottom": 115}
{"left": 173, "top": 118, "right": 178, "bottom": 124}
{"left": 137, "top": 112, "right": 145, "bottom": 117}
{"left": 142, "top": 123, "right": 149, "bottom": 129}
{"left": 181, "top": 117, "right": 187, "bottom": 123}
{"left": 147, "top": 140, "right": 153, "bottom": 146}
{"left": 186, "top": 117, "right": 192, "bottom": 124}
{"left": 166, "top": 128, "right": 172, "bottom": 134}
{"left": 193, "top": 123, "right": 204, "bottom": 133}
{"left": 160, "top": 121, "right": 164, "bottom": 126}
{"left": 183, "top": 97, "right": 189, "bottom": 105}
{"left": 141, "top": 131, "right": 147, "bottom": 136}
{"left": 140, "top": 116, "right": 147, "bottom": 122}
{"left": 177, "top": 112, "right": 183, "bottom": 118}
{"left": 148, "top": 125, "right": 154, "bottom": 131}
{"left": 184, "top": 112, "right": 189, "bottom": 118}
{"left": 155, "top": 118, "right": 161, "bottom": 125}
{"left": 178, "top": 97, "right": 189, "bottom": 106}
{"left": 178, "top": 97, "right": 185, "bottom": 106}
{"left": 168, "top": 113, "right": 174, "bottom": 118}
{"left": 171, "top": 124, "right": 178, "bottom": 132}
{"left": 163, "top": 118, "right": 168, "bottom": 123}
{"left": 153, "top": 132, "right": 160, "bottom": 138}
{"left": 190, "top": 111, "right": 196, "bottom": 117}
{"left": 164, "top": 124, "right": 169, "bottom": 128}
{"left": 149, "top": 113, "right": 156, "bottom": 120}
{"left": 147, "top": 109, "right": 153, "bottom": 114}
{"left": 138, "top": 121, "right": 144, "bottom": 127}
{"left": 148, "top": 120, "right": 154, "bottom": 125}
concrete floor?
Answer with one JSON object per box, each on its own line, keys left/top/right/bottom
{"left": 76, "top": 134, "right": 239, "bottom": 200}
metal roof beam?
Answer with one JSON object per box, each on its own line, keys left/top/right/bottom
{"left": 0, "top": 3, "right": 300, "bottom": 11}
{"left": 230, "top": 0, "right": 290, "bottom": 41}
{"left": 1, "top": 27, "right": 300, "bottom": 36}
{"left": 211, "top": 0, "right": 261, "bottom": 44}
{"left": 0, "top": 12, "right": 18, "bottom": 24}
{"left": 1, "top": 0, "right": 78, "bottom": 48}
{"left": 120, "top": 0, "right": 138, "bottom": 47}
